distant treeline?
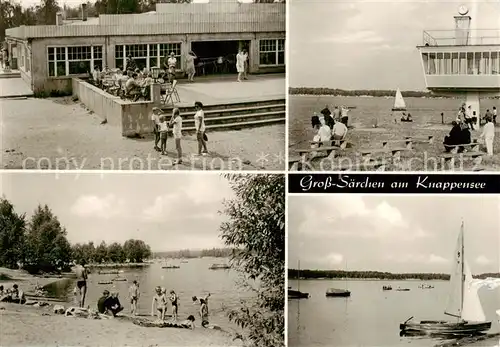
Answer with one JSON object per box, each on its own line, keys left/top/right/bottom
{"left": 153, "top": 247, "right": 234, "bottom": 259}
{"left": 288, "top": 269, "right": 500, "bottom": 281}
{"left": 289, "top": 87, "right": 440, "bottom": 98}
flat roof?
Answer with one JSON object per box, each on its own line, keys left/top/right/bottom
{"left": 6, "top": 3, "right": 284, "bottom": 40}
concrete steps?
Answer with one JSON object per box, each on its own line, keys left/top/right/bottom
{"left": 162, "top": 99, "right": 285, "bottom": 133}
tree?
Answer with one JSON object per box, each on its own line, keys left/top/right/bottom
{"left": 24, "top": 205, "right": 72, "bottom": 273}
{"left": 0, "top": 198, "right": 26, "bottom": 268}
{"left": 39, "top": 0, "right": 60, "bottom": 25}
{"left": 220, "top": 174, "right": 285, "bottom": 347}
{"left": 123, "top": 239, "right": 151, "bottom": 263}
{"left": 94, "top": 241, "right": 108, "bottom": 263}
{"left": 80, "top": 241, "right": 96, "bottom": 264}
{"left": 107, "top": 242, "right": 125, "bottom": 263}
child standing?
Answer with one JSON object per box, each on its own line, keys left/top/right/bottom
{"left": 169, "top": 290, "right": 178, "bottom": 322}
{"left": 129, "top": 280, "right": 140, "bottom": 316}
{"left": 170, "top": 108, "right": 183, "bottom": 164}
{"left": 158, "top": 115, "right": 169, "bottom": 155}
{"left": 480, "top": 116, "right": 495, "bottom": 156}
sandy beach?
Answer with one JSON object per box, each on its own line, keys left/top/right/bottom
{"left": 0, "top": 268, "right": 242, "bottom": 346}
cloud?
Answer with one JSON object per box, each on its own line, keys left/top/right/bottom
{"left": 385, "top": 253, "right": 448, "bottom": 264}
{"left": 475, "top": 255, "right": 491, "bottom": 266}
{"left": 316, "top": 30, "right": 384, "bottom": 44}
{"left": 71, "top": 194, "right": 125, "bottom": 219}
{"left": 142, "top": 194, "right": 179, "bottom": 221}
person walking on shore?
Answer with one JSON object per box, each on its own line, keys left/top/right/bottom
{"left": 75, "top": 261, "right": 88, "bottom": 308}
{"left": 129, "top": 280, "right": 140, "bottom": 316}
{"left": 151, "top": 286, "right": 168, "bottom": 321}
{"left": 236, "top": 49, "right": 245, "bottom": 82}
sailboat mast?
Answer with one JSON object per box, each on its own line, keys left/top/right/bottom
{"left": 460, "top": 222, "right": 465, "bottom": 320}
{"left": 298, "top": 260, "right": 301, "bottom": 292}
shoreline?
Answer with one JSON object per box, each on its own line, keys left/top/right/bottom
{"left": 0, "top": 267, "right": 242, "bottom": 346}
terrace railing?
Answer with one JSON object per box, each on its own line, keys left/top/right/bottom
{"left": 422, "top": 29, "right": 500, "bottom": 46}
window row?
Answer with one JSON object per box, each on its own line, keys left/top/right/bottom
{"left": 46, "top": 40, "right": 286, "bottom": 77}
{"left": 115, "top": 43, "right": 182, "bottom": 71}
{"left": 47, "top": 46, "right": 103, "bottom": 77}
{"left": 423, "top": 51, "right": 500, "bottom": 75}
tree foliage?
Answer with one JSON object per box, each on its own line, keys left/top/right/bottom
{"left": 0, "top": 198, "right": 26, "bottom": 269}
{"left": 24, "top": 205, "right": 72, "bottom": 274}
{"left": 220, "top": 174, "right": 285, "bottom": 347}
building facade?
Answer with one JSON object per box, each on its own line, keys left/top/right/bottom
{"left": 5, "top": 1, "right": 285, "bottom": 94}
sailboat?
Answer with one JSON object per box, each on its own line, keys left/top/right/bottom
{"left": 400, "top": 222, "right": 492, "bottom": 336}
{"left": 392, "top": 88, "right": 407, "bottom": 112}
{"left": 288, "top": 260, "right": 309, "bottom": 299}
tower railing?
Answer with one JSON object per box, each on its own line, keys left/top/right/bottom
{"left": 422, "top": 29, "right": 500, "bottom": 46}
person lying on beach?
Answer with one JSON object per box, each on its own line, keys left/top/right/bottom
{"left": 129, "top": 280, "right": 140, "bottom": 316}
{"left": 151, "top": 286, "right": 168, "bottom": 321}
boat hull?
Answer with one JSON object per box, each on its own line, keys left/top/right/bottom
{"left": 288, "top": 289, "right": 309, "bottom": 299}
{"left": 400, "top": 321, "right": 492, "bottom": 335}
{"left": 325, "top": 291, "right": 351, "bottom": 297}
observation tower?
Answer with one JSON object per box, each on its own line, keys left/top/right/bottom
{"left": 417, "top": 5, "right": 500, "bottom": 127}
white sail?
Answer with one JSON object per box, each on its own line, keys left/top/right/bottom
{"left": 444, "top": 223, "right": 464, "bottom": 319}
{"left": 462, "top": 260, "right": 486, "bottom": 322}
{"left": 392, "top": 88, "right": 407, "bottom": 110}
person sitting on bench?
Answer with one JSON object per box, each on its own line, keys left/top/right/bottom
{"left": 125, "top": 73, "right": 142, "bottom": 100}
{"left": 332, "top": 119, "right": 348, "bottom": 143}
{"left": 444, "top": 121, "right": 462, "bottom": 152}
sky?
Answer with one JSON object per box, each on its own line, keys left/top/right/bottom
{"left": 289, "top": 0, "right": 500, "bottom": 90}
{"left": 17, "top": 0, "right": 253, "bottom": 8}
{"left": 288, "top": 195, "right": 500, "bottom": 274}
{"left": 0, "top": 172, "right": 235, "bottom": 252}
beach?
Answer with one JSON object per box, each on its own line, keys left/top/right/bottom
{"left": 0, "top": 267, "right": 242, "bottom": 346}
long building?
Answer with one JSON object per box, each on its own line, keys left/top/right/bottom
{"left": 5, "top": 0, "right": 285, "bottom": 94}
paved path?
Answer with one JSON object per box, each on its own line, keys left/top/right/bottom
{"left": 174, "top": 75, "right": 285, "bottom": 106}
{"left": 1, "top": 97, "right": 285, "bottom": 170}
{"left": 0, "top": 77, "right": 33, "bottom": 98}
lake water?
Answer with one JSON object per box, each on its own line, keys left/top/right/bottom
{"left": 289, "top": 95, "right": 500, "bottom": 148}
{"left": 288, "top": 279, "right": 500, "bottom": 347}
{"left": 46, "top": 257, "right": 249, "bottom": 331}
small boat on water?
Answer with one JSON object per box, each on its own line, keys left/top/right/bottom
{"left": 180, "top": 260, "right": 188, "bottom": 264}
{"left": 400, "top": 222, "right": 492, "bottom": 336}
{"left": 288, "top": 289, "right": 309, "bottom": 299}
{"left": 383, "top": 285, "right": 393, "bottom": 291}
{"left": 98, "top": 271, "right": 120, "bottom": 275}
{"left": 98, "top": 281, "right": 113, "bottom": 285}
{"left": 112, "top": 278, "right": 127, "bottom": 282}
{"left": 161, "top": 266, "right": 180, "bottom": 269}
{"left": 208, "top": 264, "right": 231, "bottom": 270}
{"left": 325, "top": 288, "right": 351, "bottom": 297}
{"left": 396, "top": 288, "right": 411, "bottom": 292}
{"left": 419, "top": 284, "right": 434, "bottom": 289}
{"left": 392, "top": 88, "right": 407, "bottom": 112}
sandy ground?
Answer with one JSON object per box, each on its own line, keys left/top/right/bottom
{"left": 0, "top": 304, "right": 241, "bottom": 346}
{"left": 0, "top": 268, "right": 241, "bottom": 346}
{"left": 0, "top": 97, "right": 285, "bottom": 171}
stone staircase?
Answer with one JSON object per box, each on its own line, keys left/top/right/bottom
{"left": 160, "top": 98, "right": 285, "bottom": 133}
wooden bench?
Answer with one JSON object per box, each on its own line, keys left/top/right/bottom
{"left": 358, "top": 147, "right": 409, "bottom": 162}
{"left": 382, "top": 139, "right": 413, "bottom": 150}
{"left": 309, "top": 139, "right": 348, "bottom": 150}
{"left": 441, "top": 152, "right": 483, "bottom": 170}
{"left": 296, "top": 145, "right": 341, "bottom": 161}
{"left": 335, "top": 160, "right": 387, "bottom": 172}
{"left": 444, "top": 141, "right": 479, "bottom": 154}
{"left": 405, "top": 135, "right": 434, "bottom": 144}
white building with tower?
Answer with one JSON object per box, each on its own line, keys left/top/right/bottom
{"left": 417, "top": 5, "right": 499, "bottom": 127}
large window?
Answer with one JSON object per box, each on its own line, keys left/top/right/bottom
{"left": 115, "top": 43, "right": 181, "bottom": 71}
{"left": 47, "top": 46, "right": 103, "bottom": 77}
{"left": 423, "top": 50, "right": 500, "bottom": 75}
{"left": 259, "top": 39, "right": 285, "bottom": 66}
